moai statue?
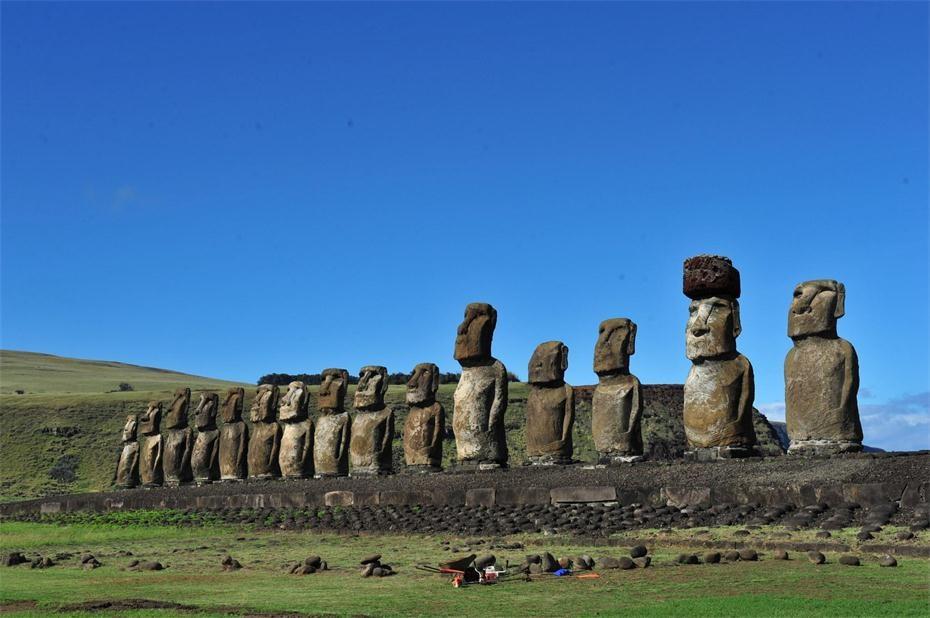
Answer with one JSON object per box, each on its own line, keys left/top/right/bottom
{"left": 592, "top": 319, "right": 644, "bottom": 463}
{"left": 403, "top": 363, "right": 445, "bottom": 472}
{"left": 452, "top": 302, "right": 509, "bottom": 469}
{"left": 247, "top": 384, "right": 281, "bottom": 479}
{"left": 349, "top": 366, "right": 395, "bottom": 475}
{"left": 314, "top": 369, "right": 351, "bottom": 478}
{"left": 113, "top": 414, "right": 140, "bottom": 489}
{"left": 218, "top": 387, "right": 248, "bottom": 481}
{"left": 191, "top": 393, "right": 220, "bottom": 484}
{"left": 278, "top": 380, "right": 314, "bottom": 479}
{"left": 785, "top": 280, "right": 862, "bottom": 455}
{"left": 138, "top": 401, "right": 164, "bottom": 487}
{"left": 683, "top": 255, "right": 757, "bottom": 459}
{"left": 525, "top": 341, "right": 574, "bottom": 465}
{"left": 162, "top": 387, "right": 193, "bottom": 486}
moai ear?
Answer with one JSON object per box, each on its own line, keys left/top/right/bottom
{"left": 488, "top": 305, "right": 498, "bottom": 330}
{"left": 378, "top": 368, "right": 390, "bottom": 396}
{"left": 731, "top": 300, "right": 742, "bottom": 338}
{"left": 431, "top": 366, "right": 440, "bottom": 392}
{"left": 626, "top": 322, "right": 637, "bottom": 356}
{"left": 560, "top": 344, "right": 569, "bottom": 371}
{"left": 834, "top": 282, "right": 846, "bottom": 319}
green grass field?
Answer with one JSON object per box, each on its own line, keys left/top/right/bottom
{"left": 1, "top": 520, "right": 928, "bottom": 617}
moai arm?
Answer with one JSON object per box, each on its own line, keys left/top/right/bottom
{"left": 838, "top": 341, "right": 859, "bottom": 420}
{"left": 181, "top": 429, "right": 194, "bottom": 478}
{"left": 429, "top": 404, "right": 446, "bottom": 452}
{"left": 736, "top": 357, "right": 755, "bottom": 430}
{"left": 269, "top": 425, "right": 281, "bottom": 468}
{"left": 299, "top": 423, "right": 312, "bottom": 471}
{"left": 381, "top": 411, "right": 395, "bottom": 456}
{"left": 237, "top": 424, "right": 249, "bottom": 475}
{"left": 112, "top": 447, "right": 122, "bottom": 485}
{"left": 561, "top": 385, "right": 575, "bottom": 447}
{"left": 336, "top": 418, "right": 351, "bottom": 463}
{"left": 153, "top": 437, "right": 163, "bottom": 474}
{"left": 209, "top": 433, "right": 220, "bottom": 478}
{"left": 629, "top": 377, "right": 644, "bottom": 438}
{"left": 489, "top": 364, "right": 508, "bottom": 431}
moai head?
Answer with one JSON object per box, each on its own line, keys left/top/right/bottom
{"left": 220, "top": 387, "right": 245, "bottom": 423}
{"left": 788, "top": 279, "right": 845, "bottom": 340}
{"left": 454, "top": 302, "right": 497, "bottom": 364}
{"left": 278, "top": 380, "right": 308, "bottom": 422}
{"left": 406, "top": 363, "right": 440, "bottom": 406}
{"left": 164, "top": 387, "right": 191, "bottom": 430}
{"left": 593, "top": 318, "right": 636, "bottom": 376}
{"left": 139, "top": 401, "right": 162, "bottom": 436}
{"left": 686, "top": 297, "right": 741, "bottom": 361}
{"left": 194, "top": 393, "right": 219, "bottom": 431}
{"left": 249, "top": 384, "right": 279, "bottom": 423}
{"left": 528, "top": 341, "right": 568, "bottom": 385}
{"left": 318, "top": 368, "right": 350, "bottom": 413}
{"left": 121, "top": 414, "right": 138, "bottom": 443}
{"left": 355, "top": 366, "right": 388, "bottom": 410}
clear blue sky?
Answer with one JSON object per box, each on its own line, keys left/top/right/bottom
{"left": 2, "top": 2, "right": 927, "bottom": 450}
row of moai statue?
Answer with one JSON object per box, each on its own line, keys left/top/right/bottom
{"left": 114, "top": 255, "right": 862, "bottom": 486}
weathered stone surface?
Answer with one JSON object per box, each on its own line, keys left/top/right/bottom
{"left": 278, "top": 381, "right": 313, "bottom": 479}
{"left": 138, "top": 402, "right": 163, "bottom": 487}
{"left": 349, "top": 366, "right": 394, "bottom": 475}
{"left": 247, "top": 384, "right": 280, "bottom": 479}
{"left": 879, "top": 555, "right": 897, "bottom": 567}
{"left": 162, "top": 388, "right": 193, "bottom": 486}
{"left": 403, "top": 363, "right": 445, "bottom": 469}
{"left": 314, "top": 369, "right": 351, "bottom": 477}
{"left": 465, "top": 488, "right": 495, "bottom": 507}
{"left": 592, "top": 319, "right": 643, "bottom": 460}
{"left": 807, "top": 551, "right": 826, "bottom": 565}
{"left": 191, "top": 393, "right": 220, "bottom": 483}
{"left": 114, "top": 415, "right": 139, "bottom": 489}
{"left": 785, "top": 280, "right": 862, "bottom": 454}
{"left": 839, "top": 554, "right": 860, "bottom": 566}
{"left": 683, "top": 260, "right": 757, "bottom": 453}
{"left": 453, "top": 303, "right": 508, "bottom": 467}
{"left": 550, "top": 486, "right": 617, "bottom": 504}
{"left": 218, "top": 387, "right": 248, "bottom": 481}
{"left": 164, "top": 388, "right": 191, "bottom": 430}
{"left": 526, "top": 341, "right": 574, "bottom": 464}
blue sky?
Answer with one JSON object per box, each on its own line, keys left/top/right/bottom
{"left": 2, "top": 2, "right": 927, "bottom": 450}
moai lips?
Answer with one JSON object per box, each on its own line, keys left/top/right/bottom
{"left": 403, "top": 363, "right": 445, "bottom": 470}
{"left": 592, "top": 319, "right": 644, "bottom": 462}
{"left": 525, "top": 342, "right": 574, "bottom": 465}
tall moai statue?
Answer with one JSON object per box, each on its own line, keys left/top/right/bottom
{"left": 683, "top": 255, "right": 757, "bottom": 459}
{"left": 403, "top": 363, "right": 445, "bottom": 472}
{"left": 278, "top": 380, "right": 314, "bottom": 479}
{"left": 785, "top": 280, "right": 862, "bottom": 455}
{"left": 592, "top": 319, "right": 644, "bottom": 463}
{"left": 191, "top": 393, "right": 220, "bottom": 484}
{"left": 525, "top": 341, "right": 574, "bottom": 465}
{"left": 349, "top": 366, "right": 395, "bottom": 476}
{"left": 218, "top": 387, "right": 248, "bottom": 481}
{"left": 452, "top": 302, "right": 509, "bottom": 469}
{"left": 314, "top": 368, "right": 351, "bottom": 477}
{"left": 138, "top": 401, "right": 164, "bottom": 487}
{"left": 162, "top": 387, "right": 194, "bottom": 486}
{"left": 114, "top": 414, "right": 140, "bottom": 489}
{"left": 247, "top": 384, "right": 281, "bottom": 479}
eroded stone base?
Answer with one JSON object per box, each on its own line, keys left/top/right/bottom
{"left": 685, "top": 446, "right": 759, "bottom": 461}
{"left": 455, "top": 460, "right": 507, "bottom": 472}
{"left": 789, "top": 440, "right": 862, "bottom": 456}
{"left": 349, "top": 469, "right": 393, "bottom": 477}
{"left": 598, "top": 454, "right": 645, "bottom": 465}
{"left": 403, "top": 465, "right": 442, "bottom": 474}
{"left": 313, "top": 473, "right": 347, "bottom": 479}
{"left": 526, "top": 455, "right": 573, "bottom": 466}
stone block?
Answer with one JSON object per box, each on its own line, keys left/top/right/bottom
{"left": 550, "top": 486, "right": 617, "bottom": 504}
{"left": 324, "top": 491, "right": 355, "bottom": 507}
{"left": 465, "top": 488, "right": 495, "bottom": 507}
{"left": 496, "top": 487, "right": 550, "bottom": 505}
{"left": 379, "top": 490, "right": 433, "bottom": 506}
{"left": 40, "top": 502, "right": 61, "bottom": 514}
{"left": 663, "top": 486, "right": 711, "bottom": 508}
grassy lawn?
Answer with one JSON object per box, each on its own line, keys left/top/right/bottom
{"left": 1, "top": 521, "right": 927, "bottom": 617}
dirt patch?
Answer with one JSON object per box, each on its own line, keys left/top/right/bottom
{"left": 0, "top": 600, "right": 38, "bottom": 613}
{"left": 58, "top": 599, "right": 198, "bottom": 612}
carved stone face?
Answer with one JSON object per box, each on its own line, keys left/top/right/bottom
{"left": 454, "top": 302, "right": 497, "bottom": 364}
{"left": 406, "top": 363, "right": 439, "bottom": 406}
{"left": 278, "top": 380, "right": 307, "bottom": 422}
{"left": 220, "top": 387, "right": 244, "bottom": 423}
{"left": 139, "top": 401, "right": 162, "bottom": 436}
{"left": 354, "top": 366, "right": 388, "bottom": 410}
{"left": 121, "top": 415, "right": 138, "bottom": 442}
{"left": 164, "top": 387, "right": 191, "bottom": 430}
{"left": 686, "top": 296, "right": 741, "bottom": 361}
{"left": 789, "top": 280, "right": 845, "bottom": 339}
{"left": 528, "top": 341, "right": 568, "bottom": 385}
{"left": 249, "top": 384, "right": 279, "bottom": 423}
{"left": 318, "top": 368, "right": 349, "bottom": 412}
{"left": 194, "top": 393, "right": 219, "bottom": 431}
{"left": 594, "top": 318, "right": 636, "bottom": 376}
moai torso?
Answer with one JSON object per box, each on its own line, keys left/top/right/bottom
{"left": 278, "top": 381, "right": 313, "bottom": 479}
{"left": 114, "top": 415, "right": 140, "bottom": 489}
{"left": 247, "top": 384, "right": 281, "bottom": 479}
{"left": 525, "top": 341, "right": 574, "bottom": 463}
{"left": 191, "top": 393, "right": 220, "bottom": 483}
{"left": 218, "top": 387, "right": 248, "bottom": 481}
{"left": 349, "top": 366, "right": 395, "bottom": 475}
{"left": 403, "top": 363, "right": 445, "bottom": 469}
{"left": 591, "top": 319, "right": 643, "bottom": 459}
{"left": 138, "top": 402, "right": 163, "bottom": 487}
{"left": 785, "top": 280, "right": 862, "bottom": 450}
{"left": 162, "top": 388, "right": 193, "bottom": 485}
{"left": 313, "top": 369, "right": 351, "bottom": 477}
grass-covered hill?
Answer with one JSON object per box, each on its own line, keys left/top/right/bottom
{"left": 0, "top": 350, "right": 784, "bottom": 502}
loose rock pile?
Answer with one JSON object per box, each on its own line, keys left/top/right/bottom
{"left": 360, "top": 554, "right": 395, "bottom": 577}
{"left": 290, "top": 555, "right": 328, "bottom": 575}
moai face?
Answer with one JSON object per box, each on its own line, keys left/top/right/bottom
{"left": 686, "top": 296, "right": 741, "bottom": 361}
{"left": 249, "top": 384, "right": 279, "bottom": 423}
{"left": 278, "top": 381, "right": 307, "bottom": 422}
{"left": 220, "top": 387, "right": 244, "bottom": 423}
{"left": 164, "top": 387, "right": 191, "bottom": 429}
{"left": 194, "top": 393, "right": 219, "bottom": 431}
{"left": 454, "top": 302, "right": 497, "bottom": 364}
{"left": 354, "top": 366, "right": 388, "bottom": 410}
{"left": 121, "top": 415, "right": 138, "bottom": 443}
{"left": 528, "top": 341, "right": 568, "bottom": 385}
{"left": 139, "top": 401, "right": 162, "bottom": 435}
{"left": 318, "top": 368, "right": 349, "bottom": 412}
{"left": 406, "top": 363, "right": 439, "bottom": 406}
{"left": 788, "top": 280, "right": 845, "bottom": 339}
{"left": 594, "top": 319, "right": 636, "bottom": 376}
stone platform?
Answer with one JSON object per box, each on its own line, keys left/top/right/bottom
{"left": 2, "top": 452, "right": 927, "bottom": 517}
